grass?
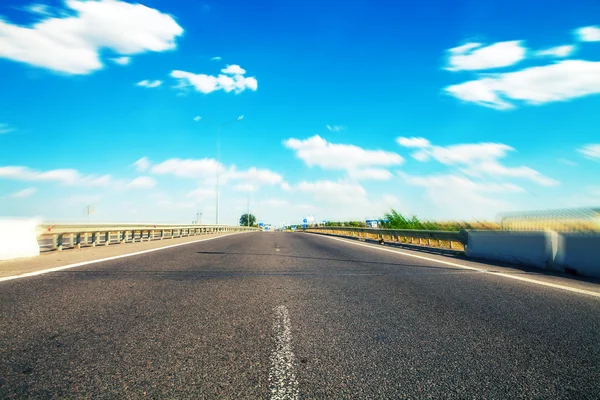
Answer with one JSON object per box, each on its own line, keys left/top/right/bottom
{"left": 322, "top": 210, "right": 500, "bottom": 231}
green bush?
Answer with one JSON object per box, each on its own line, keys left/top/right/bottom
{"left": 380, "top": 209, "right": 462, "bottom": 231}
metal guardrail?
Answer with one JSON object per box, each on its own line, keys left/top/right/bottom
{"left": 37, "top": 223, "right": 258, "bottom": 252}
{"left": 302, "top": 226, "right": 468, "bottom": 250}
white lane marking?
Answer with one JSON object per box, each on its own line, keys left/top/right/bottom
{"left": 0, "top": 232, "right": 254, "bottom": 283}
{"left": 269, "top": 305, "right": 299, "bottom": 400}
{"left": 314, "top": 234, "right": 600, "bottom": 299}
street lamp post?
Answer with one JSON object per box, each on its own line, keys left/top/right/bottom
{"left": 247, "top": 187, "right": 251, "bottom": 227}
{"left": 215, "top": 115, "right": 244, "bottom": 225}
{"left": 216, "top": 125, "right": 221, "bottom": 225}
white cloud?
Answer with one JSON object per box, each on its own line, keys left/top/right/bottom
{"left": 396, "top": 137, "right": 431, "bottom": 148}
{"left": 398, "top": 172, "right": 517, "bottom": 220}
{"left": 8, "top": 187, "right": 37, "bottom": 198}
{"left": 461, "top": 162, "right": 559, "bottom": 187}
{"left": 281, "top": 182, "right": 291, "bottom": 191}
{"left": 233, "top": 183, "right": 258, "bottom": 192}
{"left": 133, "top": 157, "right": 151, "bottom": 172}
{"left": 347, "top": 168, "right": 393, "bottom": 181}
{"left": 575, "top": 26, "right": 600, "bottom": 42}
{"left": 283, "top": 135, "right": 404, "bottom": 172}
{"left": 277, "top": 186, "right": 408, "bottom": 223}
{"left": 448, "top": 43, "right": 481, "bottom": 54}
{"left": 221, "top": 64, "right": 246, "bottom": 75}
{"left": 401, "top": 138, "right": 558, "bottom": 187}
{"left": 111, "top": 56, "right": 131, "bottom": 65}
{"left": 295, "top": 180, "right": 367, "bottom": 204}
{"left": 193, "top": 116, "right": 202, "bottom": 122}
{"left": 127, "top": 176, "right": 156, "bottom": 189}
{"left": 170, "top": 65, "right": 258, "bottom": 94}
{"left": 557, "top": 158, "right": 577, "bottom": 166}
{"left": 559, "top": 186, "right": 600, "bottom": 208}
{"left": 578, "top": 144, "right": 600, "bottom": 160}
{"left": 446, "top": 41, "right": 526, "bottom": 71}
{"left": 535, "top": 45, "right": 575, "bottom": 58}
{"left": 262, "top": 199, "right": 288, "bottom": 207}
{"left": 380, "top": 194, "right": 402, "bottom": 208}
{"left": 150, "top": 158, "right": 221, "bottom": 179}
{"left": 411, "top": 142, "right": 514, "bottom": 165}
{"left": 0, "top": 166, "right": 112, "bottom": 187}
{"left": 136, "top": 79, "right": 162, "bottom": 88}
{"left": 225, "top": 167, "right": 283, "bottom": 186}
{"left": 149, "top": 158, "right": 282, "bottom": 189}
{"left": 210, "top": 56, "right": 222, "bottom": 61}
{"left": 156, "top": 198, "right": 195, "bottom": 209}
{"left": 25, "top": 3, "right": 52, "bottom": 16}
{"left": 446, "top": 60, "right": 600, "bottom": 109}
{"left": 64, "top": 193, "right": 101, "bottom": 206}
{"left": 399, "top": 172, "right": 525, "bottom": 193}
{"left": 295, "top": 204, "right": 315, "bottom": 211}
{"left": 83, "top": 175, "right": 112, "bottom": 187}
{"left": 186, "top": 187, "right": 216, "bottom": 201}
{"left": 0, "top": 0, "right": 183, "bottom": 74}
{"left": 326, "top": 125, "right": 344, "bottom": 132}
{"left": 0, "top": 123, "right": 15, "bottom": 134}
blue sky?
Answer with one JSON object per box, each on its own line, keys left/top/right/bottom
{"left": 0, "top": 0, "right": 599, "bottom": 225}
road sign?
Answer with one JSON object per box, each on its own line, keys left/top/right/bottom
{"left": 303, "top": 218, "right": 308, "bottom": 223}
{"left": 302, "top": 224, "right": 307, "bottom": 229}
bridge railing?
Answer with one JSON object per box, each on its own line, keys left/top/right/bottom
{"left": 37, "top": 223, "right": 258, "bottom": 252}
{"left": 302, "top": 226, "right": 468, "bottom": 251}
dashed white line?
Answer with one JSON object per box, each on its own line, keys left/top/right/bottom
{"left": 269, "top": 305, "right": 299, "bottom": 400}
{"left": 0, "top": 232, "right": 253, "bottom": 283}
{"left": 314, "top": 234, "right": 600, "bottom": 299}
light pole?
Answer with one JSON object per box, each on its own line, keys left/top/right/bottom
{"left": 247, "top": 187, "right": 250, "bottom": 227}
{"left": 215, "top": 115, "right": 244, "bottom": 225}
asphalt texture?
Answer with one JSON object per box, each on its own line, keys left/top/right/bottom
{"left": 1, "top": 232, "right": 599, "bottom": 399}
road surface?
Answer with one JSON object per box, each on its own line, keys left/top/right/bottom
{"left": 1, "top": 232, "right": 599, "bottom": 398}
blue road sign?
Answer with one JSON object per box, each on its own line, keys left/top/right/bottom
{"left": 302, "top": 224, "right": 308, "bottom": 228}
{"left": 303, "top": 218, "right": 308, "bottom": 223}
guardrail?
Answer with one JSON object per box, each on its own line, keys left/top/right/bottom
{"left": 302, "top": 226, "right": 467, "bottom": 250}
{"left": 37, "top": 223, "right": 259, "bottom": 252}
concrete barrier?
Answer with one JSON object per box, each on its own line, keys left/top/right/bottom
{"left": 554, "top": 233, "right": 600, "bottom": 278}
{"left": 466, "top": 231, "right": 553, "bottom": 269}
{"left": 0, "top": 218, "right": 41, "bottom": 261}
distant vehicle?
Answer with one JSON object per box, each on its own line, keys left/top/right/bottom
{"left": 366, "top": 220, "right": 378, "bottom": 228}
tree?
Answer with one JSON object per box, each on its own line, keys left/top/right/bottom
{"left": 239, "top": 213, "right": 257, "bottom": 227}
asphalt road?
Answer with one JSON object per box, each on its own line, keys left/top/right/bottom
{"left": 1, "top": 232, "right": 599, "bottom": 399}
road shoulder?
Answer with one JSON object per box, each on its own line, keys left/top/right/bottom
{"left": 302, "top": 231, "right": 600, "bottom": 297}
{"left": 0, "top": 232, "right": 251, "bottom": 280}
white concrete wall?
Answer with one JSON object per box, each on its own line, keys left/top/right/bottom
{"left": 554, "top": 233, "right": 600, "bottom": 278}
{"left": 466, "top": 231, "right": 553, "bottom": 269}
{"left": 0, "top": 218, "right": 41, "bottom": 261}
